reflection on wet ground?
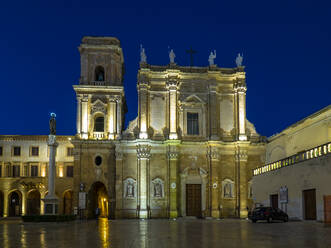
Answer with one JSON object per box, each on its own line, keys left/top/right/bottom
{"left": 0, "top": 218, "right": 331, "bottom": 248}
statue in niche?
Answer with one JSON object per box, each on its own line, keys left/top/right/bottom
{"left": 235, "top": 53, "right": 243, "bottom": 67}
{"left": 152, "top": 178, "right": 164, "bottom": 198}
{"left": 224, "top": 182, "right": 233, "bottom": 198}
{"left": 127, "top": 182, "right": 134, "bottom": 197}
{"left": 154, "top": 182, "right": 162, "bottom": 197}
{"left": 140, "top": 44, "right": 147, "bottom": 63}
{"left": 169, "top": 49, "right": 176, "bottom": 64}
{"left": 124, "top": 178, "right": 136, "bottom": 198}
{"left": 49, "top": 113, "right": 56, "bottom": 135}
{"left": 208, "top": 50, "right": 216, "bottom": 66}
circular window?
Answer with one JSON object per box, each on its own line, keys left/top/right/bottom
{"left": 95, "top": 156, "right": 102, "bottom": 166}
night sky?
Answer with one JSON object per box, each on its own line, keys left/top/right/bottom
{"left": 0, "top": 1, "right": 330, "bottom": 137}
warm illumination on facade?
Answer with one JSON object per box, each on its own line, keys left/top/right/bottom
{"left": 253, "top": 142, "right": 331, "bottom": 176}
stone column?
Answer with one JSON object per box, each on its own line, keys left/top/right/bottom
{"left": 116, "top": 97, "right": 122, "bottom": 139}
{"left": 21, "top": 190, "right": 27, "bottom": 216}
{"left": 108, "top": 97, "right": 116, "bottom": 140}
{"left": 235, "top": 148, "right": 248, "bottom": 218}
{"left": 209, "top": 85, "right": 219, "bottom": 140}
{"left": 42, "top": 135, "right": 59, "bottom": 215}
{"left": 166, "top": 78, "right": 179, "bottom": 140}
{"left": 76, "top": 95, "right": 82, "bottom": 135}
{"left": 167, "top": 144, "right": 179, "bottom": 218}
{"left": 235, "top": 81, "right": 247, "bottom": 141}
{"left": 138, "top": 81, "right": 149, "bottom": 139}
{"left": 208, "top": 146, "right": 220, "bottom": 218}
{"left": 3, "top": 190, "right": 9, "bottom": 217}
{"left": 81, "top": 95, "right": 89, "bottom": 139}
{"left": 137, "top": 144, "right": 151, "bottom": 218}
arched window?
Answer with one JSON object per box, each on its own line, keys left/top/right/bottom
{"left": 95, "top": 66, "right": 105, "bottom": 81}
{"left": 94, "top": 116, "right": 104, "bottom": 132}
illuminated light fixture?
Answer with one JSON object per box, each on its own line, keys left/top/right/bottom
{"left": 41, "top": 167, "right": 46, "bottom": 177}
{"left": 238, "top": 134, "right": 247, "bottom": 141}
{"left": 139, "top": 132, "right": 148, "bottom": 139}
{"left": 68, "top": 137, "right": 71, "bottom": 141}
{"left": 169, "top": 133, "right": 178, "bottom": 140}
{"left": 59, "top": 167, "right": 64, "bottom": 177}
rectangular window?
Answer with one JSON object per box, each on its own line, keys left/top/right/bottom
{"left": 187, "top": 112, "right": 199, "bottom": 135}
{"left": 66, "top": 166, "right": 74, "bottom": 177}
{"left": 0, "top": 146, "right": 3, "bottom": 156}
{"left": 24, "top": 164, "right": 29, "bottom": 177}
{"left": 67, "top": 147, "right": 74, "bottom": 157}
{"left": 13, "top": 146, "right": 21, "bottom": 156}
{"left": 12, "top": 165, "right": 20, "bottom": 177}
{"left": 31, "top": 165, "right": 38, "bottom": 177}
{"left": 31, "top": 146, "right": 39, "bottom": 156}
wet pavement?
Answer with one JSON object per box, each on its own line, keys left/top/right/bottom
{"left": 0, "top": 218, "right": 331, "bottom": 248}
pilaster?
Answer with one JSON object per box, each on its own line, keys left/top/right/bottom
{"left": 209, "top": 85, "right": 219, "bottom": 140}
{"left": 81, "top": 95, "right": 89, "bottom": 139}
{"left": 235, "top": 147, "right": 248, "bottom": 218}
{"left": 207, "top": 146, "right": 220, "bottom": 218}
{"left": 107, "top": 97, "right": 117, "bottom": 140}
{"left": 138, "top": 80, "right": 149, "bottom": 139}
{"left": 166, "top": 75, "right": 180, "bottom": 140}
{"left": 136, "top": 144, "right": 151, "bottom": 218}
{"left": 234, "top": 80, "right": 247, "bottom": 141}
{"left": 167, "top": 143, "right": 179, "bottom": 218}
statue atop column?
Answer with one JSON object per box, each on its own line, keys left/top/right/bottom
{"left": 49, "top": 113, "right": 56, "bottom": 135}
{"left": 235, "top": 53, "right": 243, "bottom": 67}
{"left": 169, "top": 49, "right": 176, "bottom": 64}
{"left": 140, "top": 44, "right": 147, "bottom": 63}
{"left": 208, "top": 50, "right": 216, "bottom": 66}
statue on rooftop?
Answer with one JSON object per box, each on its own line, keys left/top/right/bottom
{"left": 169, "top": 49, "right": 176, "bottom": 64}
{"left": 208, "top": 50, "right": 216, "bottom": 66}
{"left": 140, "top": 44, "right": 147, "bottom": 63}
{"left": 235, "top": 53, "right": 243, "bottom": 67}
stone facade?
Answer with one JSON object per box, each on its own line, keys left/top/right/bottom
{"left": 0, "top": 36, "right": 266, "bottom": 219}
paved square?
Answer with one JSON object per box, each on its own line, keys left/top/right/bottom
{"left": 0, "top": 218, "right": 331, "bottom": 248}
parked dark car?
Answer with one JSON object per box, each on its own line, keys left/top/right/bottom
{"left": 248, "top": 207, "right": 289, "bottom": 223}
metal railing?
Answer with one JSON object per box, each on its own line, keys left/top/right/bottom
{"left": 253, "top": 142, "right": 331, "bottom": 176}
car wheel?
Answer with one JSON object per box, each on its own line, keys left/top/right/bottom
{"left": 284, "top": 216, "right": 288, "bottom": 222}
{"left": 267, "top": 216, "right": 272, "bottom": 223}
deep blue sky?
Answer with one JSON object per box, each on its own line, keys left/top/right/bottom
{"left": 0, "top": 1, "right": 330, "bottom": 137}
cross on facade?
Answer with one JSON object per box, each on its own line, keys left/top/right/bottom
{"left": 186, "top": 47, "right": 197, "bottom": 66}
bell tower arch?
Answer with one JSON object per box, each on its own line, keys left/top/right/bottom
{"left": 73, "top": 36, "right": 126, "bottom": 140}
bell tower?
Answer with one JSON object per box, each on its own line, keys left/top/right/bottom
{"left": 73, "top": 36, "right": 125, "bottom": 140}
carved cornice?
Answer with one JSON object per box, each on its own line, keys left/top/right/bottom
{"left": 136, "top": 144, "right": 151, "bottom": 159}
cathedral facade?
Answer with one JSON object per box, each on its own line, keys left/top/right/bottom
{"left": 0, "top": 37, "right": 266, "bottom": 219}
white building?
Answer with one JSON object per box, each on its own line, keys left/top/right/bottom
{"left": 252, "top": 105, "right": 331, "bottom": 222}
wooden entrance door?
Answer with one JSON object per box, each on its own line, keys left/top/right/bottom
{"left": 270, "top": 194, "right": 278, "bottom": 209}
{"left": 324, "top": 195, "right": 331, "bottom": 223}
{"left": 303, "top": 189, "right": 316, "bottom": 220}
{"left": 186, "top": 184, "right": 201, "bottom": 217}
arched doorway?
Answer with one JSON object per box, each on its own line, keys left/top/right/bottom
{"left": 27, "top": 190, "right": 41, "bottom": 215}
{"left": 8, "top": 191, "right": 22, "bottom": 216}
{"left": 0, "top": 191, "right": 3, "bottom": 217}
{"left": 63, "top": 190, "right": 73, "bottom": 215}
{"left": 88, "top": 182, "right": 109, "bottom": 218}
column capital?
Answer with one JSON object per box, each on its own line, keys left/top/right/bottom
{"left": 235, "top": 149, "right": 248, "bottom": 162}
{"left": 136, "top": 144, "right": 151, "bottom": 159}
{"left": 234, "top": 80, "right": 247, "bottom": 93}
